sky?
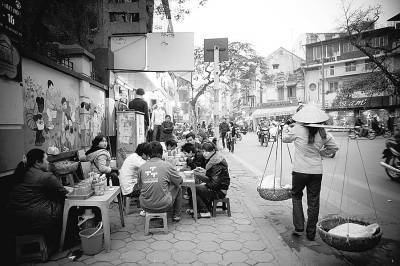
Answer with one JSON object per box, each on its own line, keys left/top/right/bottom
{"left": 173, "top": 0, "right": 400, "bottom": 58}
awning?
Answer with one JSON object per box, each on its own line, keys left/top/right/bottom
{"left": 251, "top": 105, "right": 298, "bottom": 118}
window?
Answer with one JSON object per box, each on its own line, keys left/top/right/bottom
{"left": 365, "top": 59, "right": 374, "bottom": 71}
{"left": 312, "top": 46, "right": 322, "bottom": 60}
{"left": 329, "top": 66, "right": 334, "bottom": 76}
{"left": 272, "top": 64, "right": 279, "bottom": 69}
{"left": 345, "top": 61, "right": 356, "bottom": 72}
{"left": 370, "top": 36, "right": 388, "bottom": 47}
{"left": 342, "top": 42, "right": 357, "bottom": 53}
{"left": 278, "top": 87, "right": 284, "bottom": 100}
{"left": 109, "top": 12, "right": 139, "bottom": 22}
{"left": 109, "top": 0, "right": 138, "bottom": 3}
{"left": 288, "top": 86, "right": 296, "bottom": 98}
{"left": 328, "top": 82, "right": 338, "bottom": 93}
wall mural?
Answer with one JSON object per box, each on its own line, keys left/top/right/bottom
{"left": 22, "top": 76, "right": 105, "bottom": 151}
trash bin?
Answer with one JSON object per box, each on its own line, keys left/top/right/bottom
{"left": 79, "top": 222, "right": 103, "bottom": 255}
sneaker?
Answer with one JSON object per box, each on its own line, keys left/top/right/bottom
{"left": 139, "top": 210, "right": 146, "bottom": 217}
{"left": 172, "top": 215, "right": 181, "bottom": 222}
{"left": 292, "top": 229, "right": 304, "bottom": 237}
{"left": 199, "top": 212, "right": 211, "bottom": 218}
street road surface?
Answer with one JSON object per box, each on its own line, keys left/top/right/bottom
{"left": 229, "top": 132, "right": 400, "bottom": 265}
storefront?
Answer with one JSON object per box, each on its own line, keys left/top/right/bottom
{"left": 327, "top": 95, "right": 400, "bottom": 126}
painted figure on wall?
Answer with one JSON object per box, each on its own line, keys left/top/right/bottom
{"left": 23, "top": 76, "right": 79, "bottom": 151}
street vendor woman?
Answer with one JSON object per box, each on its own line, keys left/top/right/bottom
{"left": 7, "top": 149, "right": 68, "bottom": 253}
{"left": 282, "top": 104, "right": 339, "bottom": 241}
{"left": 85, "top": 135, "right": 119, "bottom": 186}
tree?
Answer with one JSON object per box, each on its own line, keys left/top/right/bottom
{"left": 338, "top": 1, "right": 400, "bottom": 98}
{"left": 177, "top": 42, "right": 268, "bottom": 124}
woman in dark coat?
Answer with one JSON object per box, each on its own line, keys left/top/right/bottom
{"left": 8, "top": 149, "right": 68, "bottom": 252}
{"left": 160, "top": 115, "right": 174, "bottom": 142}
{"left": 193, "top": 141, "right": 230, "bottom": 217}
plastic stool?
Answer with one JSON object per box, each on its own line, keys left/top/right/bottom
{"left": 212, "top": 198, "right": 231, "bottom": 217}
{"left": 15, "top": 234, "right": 48, "bottom": 263}
{"left": 144, "top": 212, "right": 168, "bottom": 235}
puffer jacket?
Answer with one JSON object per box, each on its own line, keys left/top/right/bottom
{"left": 204, "top": 152, "right": 230, "bottom": 194}
{"left": 8, "top": 167, "right": 67, "bottom": 233}
{"left": 85, "top": 149, "right": 112, "bottom": 174}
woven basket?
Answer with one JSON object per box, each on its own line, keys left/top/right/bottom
{"left": 257, "top": 186, "right": 292, "bottom": 201}
{"left": 51, "top": 161, "right": 79, "bottom": 175}
{"left": 317, "top": 216, "right": 382, "bottom": 252}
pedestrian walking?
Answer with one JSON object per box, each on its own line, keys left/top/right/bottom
{"left": 219, "top": 117, "right": 230, "bottom": 149}
{"left": 282, "top": 104, "right": 339, "bottom": 241}
{"left": 128, "top": 88, "right": 150, "bottom": 133}
{"left": 151, "top": 104, "right": 165, "bottom": 141}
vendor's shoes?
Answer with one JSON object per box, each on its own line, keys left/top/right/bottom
{"left": 292, "top": 229, "right": 304, "bottom": 237}
{"left": 185, "top": 209, "right": 194, "bottom": 215}
{"left": 172, "top": 215, "right": 181, "bottom": 222}
{"left": 139, "top": 210, "right": 146, "bottom": 217}
{"left": 306, "top": 233, "right": 315, "bottom": 241}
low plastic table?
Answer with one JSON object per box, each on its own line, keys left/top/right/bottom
{"left": 180, "top": 174, "right": 198, "bottom": 221}
{"left": 59, "top": 186, "right": 125, "bottom": 252}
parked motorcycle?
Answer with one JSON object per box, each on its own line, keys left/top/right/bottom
{"left": 349, "top": 126, "right": 376, "bottom": 140}
{"left": 373, "top": 125, "right": 392, "bottom": 138}
{"left": 258, "top": 127, "right": 270, "bottom": 146}
{"left": 381, "top": 137, "right": 400, "bottom": 182}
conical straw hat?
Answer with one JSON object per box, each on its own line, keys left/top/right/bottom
{"left": 292, "top": 104, "right": 329, "bottom": 124}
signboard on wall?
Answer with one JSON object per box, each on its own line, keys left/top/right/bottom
{"left": 0, "top": 0, "right": 22, "bottom": 41}
{"left": 147, "top": 32, "right": 194, "bottom": 71}
{"left": 110, "top": 32, "right": 194, "bottom": 71}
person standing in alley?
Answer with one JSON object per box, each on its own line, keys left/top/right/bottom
{"left": 160, "top": 114, "right": 174, "bottom": 142}
{"left": 129, "top": 88, "right": 150, "bottom": 132}
{"left": 151, "top": 104, "right": 165, "bottom": 141}
{"left": 219, "top": 117, "right": 230, "bottom": 149}
{"left": 282, "top": 104, "right": 338, "bottom": 241}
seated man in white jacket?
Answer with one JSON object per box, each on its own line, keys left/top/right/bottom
{"left": 118, "top": 142, "right": 150, "bottom": 196}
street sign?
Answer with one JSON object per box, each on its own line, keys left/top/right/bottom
{"left": 204, "top": 38, "right": 229, "bottom": 62}
{"left": 0, "top": 0, "right": 22, "bottom": 42}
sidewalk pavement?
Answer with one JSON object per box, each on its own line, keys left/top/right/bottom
{"left": 26, "top": 150, "right": 344, "bottom": 266}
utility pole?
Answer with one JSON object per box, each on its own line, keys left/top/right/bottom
{"left": 213, "top": 45, "right": 220, "bottom": 123}
{"left": 321, "top": 40, "right": 325, "bottom": 110}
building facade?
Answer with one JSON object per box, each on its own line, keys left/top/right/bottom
{"left": 304, "top": 26, "right": 400, "bottom": 126}
{"left": 251, "top": 47, "right": 305, "bottom": 128}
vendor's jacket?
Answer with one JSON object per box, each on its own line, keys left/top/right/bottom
{"left": 204, "top": 152, "right": 230, "bottom": 196}
{"left": 137, "top": 157, "right": 182, "bottom": 212}
{"left": 86, "top": 148, "right": 112, "bottom": 174}
{"left": 160, "top": 121, "right": 174, "bottom": 142}
{"left": 8, "top": 167, "right": 67, "bottom": 232}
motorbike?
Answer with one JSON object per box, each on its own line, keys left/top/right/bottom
{"left": 373, "top": 125, "right": 392, "bottom": 138}
{"left": 258, "top": 127, "right": 270, "bottom": 146}
{"left": 207, "top": 128, "right": 214, "bottom": 138}
{"left": 349, "top": 126, "right": 376, "bottom": 140}
{"left": 381, "top": 137, "right": 400, "bottom": 182}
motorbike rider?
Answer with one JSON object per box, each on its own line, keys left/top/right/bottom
{"left": 371, "top": 116, "right": 382, "bottom": 135}
{"left": 257, "top": 119, "right": 266, "bottom": 142}
{"left": 354, "top": 116, "right": 368, "bottom": 137}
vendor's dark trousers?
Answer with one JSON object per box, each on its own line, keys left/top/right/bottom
{"left": 291, "top": 171, "right": 322, "bottom": 238}
{"left": 153, "top": 125, "right": 162, "bottom": 141}
{"left": 195, "top": 184, "right": 225, "bottom": 213}
{"left": 221, "top": 132, "right": 227, "bottom": 148}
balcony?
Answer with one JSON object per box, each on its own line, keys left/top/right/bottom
{"left": 257, "top": 99, "right": 298, "bottom": 109}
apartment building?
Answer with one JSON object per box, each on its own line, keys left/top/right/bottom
{"left": 304, "top": 24, "right": 400, "bottom": 126}
{"left": 251, "top": 47, "right": 305, "bottom": 127}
